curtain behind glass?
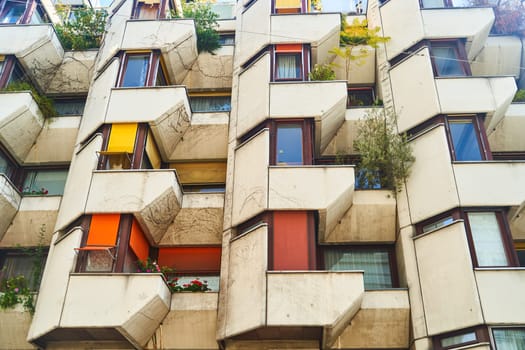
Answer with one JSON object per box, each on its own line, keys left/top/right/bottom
{"left": 468, "top": 212, "right": 508, "bottom": 266}
{"left": 277, "top": 54, "right": 300, "bottom": 80}
{"left": 325, "top": 249, "right": 392, "bottom": 289}
{"left": 493, "top": 328, "right": 525, "bottom": 350}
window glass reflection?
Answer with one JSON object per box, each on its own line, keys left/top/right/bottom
{"left": 121, "top": 55, "right": 150, "bottom": 87}
{"left": 449, "top": 120, "right": 482, "bottom": 161}
{"left": 276, "top": 124, "right": 303, "bottom": 165}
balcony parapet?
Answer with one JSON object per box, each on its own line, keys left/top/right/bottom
{"left": 0, "top": 24, "right": 64, "bottom": 90}
{"left": 85, "top": 169, "right": 183, "bottom": 243}
{"left": 0, "top": 92, "right": 45, "bottom": 163}
{"left": 489, "top": 103, "right": 525, "bottom": 152}
{"left": 0, "top": 174, "right": 21, "bottom": 242}
{"left": 380, "top": 1, "right": 494, "bottom": 60}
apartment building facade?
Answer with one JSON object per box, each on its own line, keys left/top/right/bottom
{"left": 0, "top": 0, "right": 524, "bottom": 349}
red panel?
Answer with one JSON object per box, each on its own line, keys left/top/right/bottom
{"left": 272, "top": 211, "right": 310, "bottom": 270}
{"left": 157, "top": 247, "right": 221, "bottom": 273}
{"left": 129, "top": 220, "right": 149, "bottom": 261}
{"left": 275, "top": 44, "right": 303, "bottom": 53}
{"left": 86, "top": 214, "right": 120, "bottom": 246}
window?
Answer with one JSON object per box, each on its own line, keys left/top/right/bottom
{"left": 273, "top": 0, "right": 306, "bottom": 13}
{"left": 271, "top": 120, "right": 313, "bottom": 165}
{"left": 53, "top": 98, "right": 86, "bottom": 116}
{"left": 189, "top": 95, "right": 231, "bottom": 112}
{"left": 445, "top": 115, "right": 491, "bottom": 161}
{"left": 492, "top": 328, "right": 525, "bottom": 350}
{"left": 0, "top": 148, "right": 17, "bottom": 182}
{"left": 420, "top": 0, "right": 494, "bottom": 8}
{"left": 0, "top": 57, "right": 26, "bottom": 89}
{"left": 0, "top": 251, "right": 47, "bottom": 291}
{"left": 323, "top": 246, "right": 397, "bottom": 289}
{"left": 429, "top": 40, "right": 471, "bottom": 77}
{"left": 210, "top": 0, "right": 236, "bottom": 19}
{"left": 131, "top": 0, "right": 171, "bottom": 19}
{"left": 273, "top": 44, "right": 309, "bottom": 81}
{"left": 516, "top": 242, "right": 525, "bottom": 267}
{"left": 463, "top": 210, "right": 518, "bottom": 267}
{"left": 0, "top": 0, "right": 26, "bottom": 24}
{"left": 22, "top": 169, "right": 68, "bottom": 195}
{"left": 347, "top": 87, "right": 375, "bottom": 107}
{"left": 117, "top": 51, "right": 168, "bottom": 87}
{"left": 219, "top": 33, "right": 235, "bottom": 46}
{"left": 433, "top": 326, "right": 490, "bottom": 350}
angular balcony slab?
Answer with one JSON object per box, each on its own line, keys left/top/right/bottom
{"left": 0, "top": 24, "right": 64, "bottom": 90}
{"left": 475, "top": 269, "right": 525, "bottom": 324}
{"left": 105, "top": 86, "right": 192, "bottom": 162}
{"left": 160, "top": 193, "right": 224, "bottom": 245}
{"left": 329, "top": 290, "right": 410, "bottom": 349}
{"left": 509, "top": 200, "right": 525, "bottom": 240}
{"left": 0, "top": 306, "right": 33, "bottom": 350}
{"left": 488, "top": 104, "right": 525, "bottom": 152}
{"left": 0, "top": 175, "right": 21, "bottom": 242}
{"left": 269, "top": 81, "right": 348, "bottom": 155}
{"left": 57, "top": 274, "right": 171, "bottom": 348}
{"left": 0, "top": 92, "right": 45, "bottom": 163}
{"left": 471, "top": 36, "right": 523, "bottom": 79}
{"left": 45, "top": 50, "right": 97, "bottom": 94}
{"left": 85, "top": 170, "right": 183, "bottom": 243}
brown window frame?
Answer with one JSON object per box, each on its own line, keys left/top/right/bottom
{"left": 347, "top": 86, "right": 376, "bottom": 107}
{"left": 271, "top": 0, "right": 308, "bottom": 14}
{"left": 116, "top": 51, "right": 168, "bottom": 87}
{"left": 444, "top": 114, "right": 492, "bottom": 161}
{"left": 433, "top": 326, "right": 490, "bottom": 350}
{"left": 429, "top": 39, "right": 472, "bottom": 77}
{"left": 271, "top": 44, "right": 310, "bottom": 82}
{"left": 131, "top": 0, "right": 171, "bottom": 19}
{"left": 491, "top": 327, "right": 525, "bottom": 350}
{"left": 269, "top": 119, "right": 314, "bottom": 166}
{"left": 462, "top": 208, "right": 519, "bottom": 268}
{"left": 415, "top": 208, "right": 462, "bottom": 235}
{"left": 319, "top": 244, "right": 399, "bottom": 290}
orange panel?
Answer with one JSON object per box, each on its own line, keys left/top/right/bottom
{"left": 87, "top": 214, "right": 120, "bottom": 246}
{"left": 158, "top": 247, "right": 221, "bottom": 273}
{"left": 129, "top": 220, "right": 149, "bottom": 261}
{"left": 275, "top": 44, "right": 303, "bottom": 53}
{"left": 272, "top": 211, "right": 310, "bottom": 270}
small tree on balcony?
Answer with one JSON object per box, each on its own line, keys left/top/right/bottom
{"left": 330, "top": 17, "right": 390, "bottom": 81}
{"left": 55, "top": 6, "right": 108, "bottom": 50}
{"left": 354, "top": 108, "right": 414, "bottom": 192}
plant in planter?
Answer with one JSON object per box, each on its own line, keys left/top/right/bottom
{"left": 0, "top": 275, "right": 35, "bottom": 313}
{"left": 330, "top": 17, "right": 390, "bottom": 81}
{"left": 167, "top": 277, "right": 210, "bottom": 292}
{"left": 172, "top": 1, "right": 221, "bottom": 54}
{"left": 353, "top": 108, "right": 414, "bottom": 192}
{"left": 2, "top": 81, "right": 58, "bottom": 119}
{"left": 513, "top": 89, "right": 525, "bottom": 102}
{"left": 136, "top": 258, "right": 173, "bottom": 276}
{"left": 55, "top": 6, "right": 108, "bottom": 50}
{"left": 309, "top": 63, "right": 336, "bottom": 81}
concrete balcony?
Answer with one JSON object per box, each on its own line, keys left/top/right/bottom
{"left": 390, "top": 47, "right": 516, "bottom": 132}
{"left": 160, "top": 193, "right": 224, "bottom": 245}
{"left": 269, "top": 81, "right": 348, "bottom": 154}
{"left": 0, "top": 92, "right": 45, "bottom": 163}
{"left": 333, "top": 290, "right": 410, "bottom": 349}
{"left": 31, "top": 273, "right": 170, "bottom": 349}
{"left": 475, "top": 269, "right": 525, "bottom": 325}
{"left": 237, "top": 54, "right": 347, "bottom": 154}
{"left": 105, "top": 86, "right": 193, "bottom": 161}
{"left": 0, "top": 305, "right": 33, "bottom": 349}
{"left": 0, "top": 24, "right": 63, "bottom": 90}
{"left": 380, "top": 1, "right": 494, "bottom": 60}
{"left": 96, "top": 19, "right": 198, "bottom": 84}
{"left": 232, "top": 129, "right": 354, "bottom": 239}
{"left": 489, "top": 103, "right": 525, "bottom": 152}
{"left": 85, "top": 170, "right": 183, "bottom": 243}
{"left": 0, "top": 175, "right": 21, "bottom": 242}
{"left": 238, "top": 0, "right": 340, "bottom": 65}
{"left": 453, "top": 161, "right": 525, "bottom": 207}
{"left": 221, "top": 224, "right": 364, "bottom": 344}
{"left": 471, "top": 36, "right": 523, "bottom": 79}
{"left": 0, "top": 196, "right": 60, "bottom": 247}
{"left": 156, "top": 292, "right": 219, "bottom": 349}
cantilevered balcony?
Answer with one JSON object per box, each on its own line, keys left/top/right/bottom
{"left": 380, "top": 1, "right": 494, "bottom": 60}
{"left": 0, "top": 92, "right": 45, "bottom": 162}
{"left": 31, "top": 273, "right": 171, "bottom": 349}
{"left": 0, "top": 25, "right": 63, "bottom": 90}
{"left": 237, "top": 54, "right": 347, "bottom": 154}
{"left": 221, "top": 224, "right": 364, "bottom": 343}
{"left": 84, "top": 170, "right": 183, "bottom": 243}
{"left": 405, "top": 125, "right": 525, "bottom": 223}
{"left": 96, "top": 19, "right": 198, "bottom": 83}
{"left": 389, "top": 47, "right": 516, "bottom": 133}
{"left": 489, "top": 103, "right": 525, "bottom": 151}
{"left": 238, "top": 0, "right": 340, "bottom": 65}
{"left": 231, "top": 129, "right": 354, "bottom": 238}
{"left": 0, "top": 175, "right": 21, "bottom": 241}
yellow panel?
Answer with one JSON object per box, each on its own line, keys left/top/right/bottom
{"left": 145, "top": 131, "right": 162, "bottom": 169}
{"left": 169, "top": 162, "right": 227, "bottom": 184}
{"left": 107, "top": 123, "right": 138, "bottom": 153}
{"left": 275, "top": 0, "right": 301, "bottom": 8}
{"left": 0, "top": 55, "right": 4, "bottom": 62}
